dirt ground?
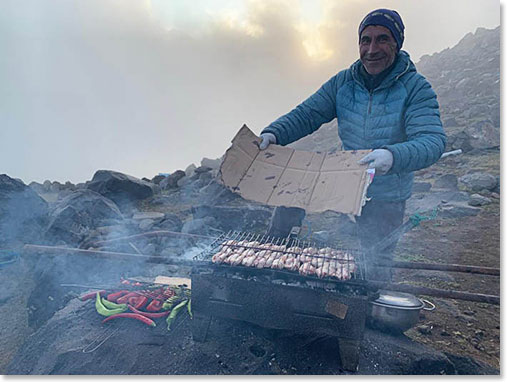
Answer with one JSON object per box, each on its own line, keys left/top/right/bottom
{"left": 394, "top": 150, "right": 500, "bottom": 369}
{"left": 395, "top": 205, "right": 500, "bottom": 369}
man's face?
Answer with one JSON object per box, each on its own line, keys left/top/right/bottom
{"left": 359, "top": 25, "right": 398, "bottom": 75}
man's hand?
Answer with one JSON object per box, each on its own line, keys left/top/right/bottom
{"left": 358, "top": 149, "right": 394, "bottom": 175}
{"left": 259, "top": 133, "right": 277, "bottom": 150}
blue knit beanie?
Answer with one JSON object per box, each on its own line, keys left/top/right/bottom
{"left": 358, "top": 9, "right": 405, "bottom": 51}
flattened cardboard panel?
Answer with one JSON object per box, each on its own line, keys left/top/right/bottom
{"left": 256, "top": 146, "right": 294, "bottom": 167}
{"left": 236, "top": 160, "right": 285, "bottom": 202}
{"left": 220, "top": 144, "right": 256, "bottom": 189}
{"left": 219, "top": 125, "right": 373, "bottom": 215}
{"left": 286, "top": 150, "right": 325, "bottom": 171}
{"left": 232, "top": 124, "right": 262, "bottom": 158}
{"left": 269, "top": 168, "right": 319, "bottom": 208}
{"left": 310, "top": 170, "right": 364, "bottom": 214}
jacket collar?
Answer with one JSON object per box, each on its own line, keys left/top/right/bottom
{"left": 351, "top": 50, "right": 414, "bottom": 91}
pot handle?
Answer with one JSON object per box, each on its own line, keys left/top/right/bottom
{"left": 421, "top": 299, "right": 436, "bottom": 311}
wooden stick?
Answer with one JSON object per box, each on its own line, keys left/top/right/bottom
{"left": 377, "top": 260, "right": 500, "bottom": 276}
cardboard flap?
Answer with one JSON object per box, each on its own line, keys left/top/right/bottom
{"left": 219, "top": 125, "right": 373, "bottom": 215}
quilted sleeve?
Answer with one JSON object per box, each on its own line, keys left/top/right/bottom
{"left": 261, "top": 74, "right": 341, "bottom": 146}
{"left": 383, "top": 75, "right": 447, "bottom": 174}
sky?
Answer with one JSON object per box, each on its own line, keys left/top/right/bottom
{"left": 0, "top": 0, "right": 501, "bottom": 184}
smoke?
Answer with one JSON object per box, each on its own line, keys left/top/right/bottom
{"left": 0, "top": 0, "right": 499, "bottom": 184}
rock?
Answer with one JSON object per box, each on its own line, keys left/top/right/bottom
{"left": 185, "top": 164, "right": 197, "bottom": 178}
{"left": 157, "top": 214, "right": 183, "bottom": 232}
{"left": 491, "top": 192, "right": 499, "bottom": 199}
{"left": 194, "top": 166, "right": 212, "bottom": 174}
{"left": 138, "top": 219, "right": 155, "bottom": 231}
{"left": 132, "top": 211, "right": 165, "bottom": 221}
{"left": 198, "top": 172, "right": 213, "bottom": 184}
{"left": 412, "top": 182, "right": 432, "bottom": 193}
{"left": 492, "top": 175, "right": 500, "bottom": 194}
{"left": 142, "top": 243, "right": 156, "bottom": 256}
{"left": 468, "top": 194, "right": 491, "bottom": 206}
{"left": 459, "top": 172, "right": 497, "bottom": 192}
{"left": 86, "top": 170, "right": 157, "bottom": 208}
{"left": 45, "top": 189, "right": 123, "bottom": 244}
{"left": 0, "top": 174, "right": 49, "bottom": 246}
{"left": 405, "top": 191, "right": 469, "bottom": 216}
{"left": 151, "top": 175, "right": 166, "bottom": 185}
{"left": 49, "top": 182, "right": 62, "bottom": 193}
{"left": 181, "top": 216, "right": 217, "bottom": 234}
{"left": 28, "top": 181, "right": 46, "bottom": 195}
{"left": 198, "top": 181, "right": 239, "bottom": 204}
{"left": 417, "top": 325, "right": 432, "bottom": 335}
{"left": 177, "top": 176, "right": 191, "bottom": 188}
{"left": 433, "top": 174, "right": 458, "bottom": 190}
{"left": 438, "top": 202, "right": 481, "bottom": 218}
{"left": 43, "top": 180, "right": 52, "bottom": 192}
{"left": 160, "top": 170, "right": 186, "bottom": 190}
{"left": 201, "top": 157, "right": 222, "bottom": 170}
{"left": 191, "top": 205, "right": 272, "bottom": 232}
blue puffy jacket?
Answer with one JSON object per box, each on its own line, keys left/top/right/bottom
{"left": 262, "top": 51, "right": 447, "bottom": 202}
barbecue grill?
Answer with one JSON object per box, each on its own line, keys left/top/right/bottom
{"left": 191, "top": 230, "right": 377, "bottom": 372}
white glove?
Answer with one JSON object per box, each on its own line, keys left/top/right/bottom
{"left": 259, "top": 133, "right": 277, "bottom": 150}
{"left": 358, "top": 149, "right": 393, "bottom": 176}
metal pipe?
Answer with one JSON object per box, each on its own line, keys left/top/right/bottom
{"left": 366, "top": 280, "right": 500, "bottom": 305}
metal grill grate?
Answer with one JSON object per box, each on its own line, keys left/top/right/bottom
{"left": 193, "top": 230, "right": 365, "bottom": 281}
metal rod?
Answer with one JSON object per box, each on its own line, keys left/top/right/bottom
{"left": 23, "top": 244, "right": 198, "bottom": 267}
{"left": 90, "top": 230, "right": 217, "bottom": 247}
{"left": 377, "top": 260, "right": 500, "bottom": 276}
{"left": 366, "top": 280, "right": 500, "bottom": 305}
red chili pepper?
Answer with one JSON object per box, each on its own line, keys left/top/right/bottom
{"left": 102, "top": 313, "right": 156, "bottom": 327}
{"left": 133, "top": 296, "right": 148, "bottom": 309}
{"left": 80, "top": 290, "right": 106, "bottom": 301}
{"left": 106, "top": 290, "right": 130, "bottom": 302}
{"left": 117, "top": 292, "right": 141, "bottom": 304}
{"left": 128, "top": 305, "right": 170, "bottom": 318}
{"left": 146, "top": 299, "right": 162, "bottom": 312}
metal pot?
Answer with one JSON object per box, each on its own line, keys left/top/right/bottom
{"left": 367, "top": 290, "right": 435, "bottom": 333}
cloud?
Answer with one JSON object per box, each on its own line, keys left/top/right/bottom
{"left": 0, "top": 0, "right": 499, "bottom": 183}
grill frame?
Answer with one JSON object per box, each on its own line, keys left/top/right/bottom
{"left": 190, "top": 230, "right": 375, "bottom": 372}
{"left": 193, "top": 230, "right": 366, "bottom": 282}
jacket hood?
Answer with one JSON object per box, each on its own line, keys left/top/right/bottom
{"left": 351, "top": 50, "right": 415, "bottom": 90}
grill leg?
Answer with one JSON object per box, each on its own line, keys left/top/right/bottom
{"left": 337, "top": 338, "right": 361, "bottom": 372}
{"left": 191, "top": 313, "right": 212, "bottom": 342}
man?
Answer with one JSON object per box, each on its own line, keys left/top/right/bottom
{"left": 259, "top": 9, "right": 447, "bottom": 281}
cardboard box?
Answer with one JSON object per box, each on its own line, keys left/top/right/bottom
{"left": 219, "top": 125, "right": 374, "bottom": 216}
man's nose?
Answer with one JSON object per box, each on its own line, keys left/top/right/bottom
{"left": 367, "top": 41, "right": 379, "bottom": 54}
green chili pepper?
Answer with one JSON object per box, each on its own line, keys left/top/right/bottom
{"left": 166, "top": 299, "right": 188, "bottom": 331}
{"left": 95, "top": 292, "right": 128, "bottom": 317}
{"left": 101, "top": 298, "right": 127, "bottom": 310}
{"left": 162, "top": 295, "right": 179, "bottom": 311}
{"left": 187, "top": 299, "right": 193, "bottom": 319}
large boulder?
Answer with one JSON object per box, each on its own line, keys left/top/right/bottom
{"left": 160, "top": 170, "right": 186, "bottom": 190}
{"left": 191, "top": 204, "right": 272, "bottom": 232}
{"left": 45, "top": 189, "right": 123, "bottom": 245}
{"left": 459, "top": 172, "right": 498, "bottom": 192}
{"left": 0, "top": 174, "right": 49, "bottom": 246}
{"left": 86, "top": 170, "right": 157, "bottom": 207}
